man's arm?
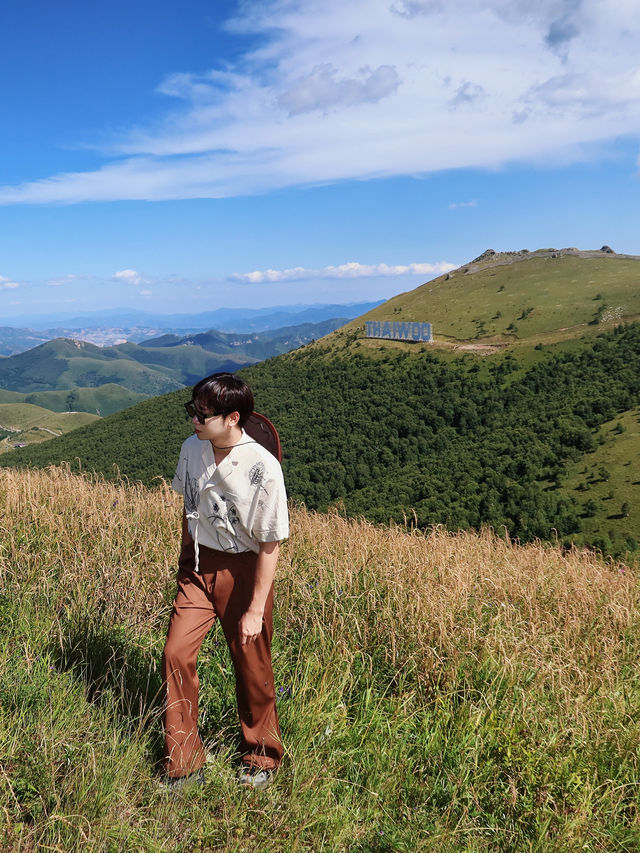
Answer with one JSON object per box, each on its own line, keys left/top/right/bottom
{"left": 181, "top": 507, "right": 193, "bottom": 546}
{"left": 177, "top": 507, "right": 195, "bottom": 572}
{"left": 239, "top": 540, "right": 279, "bottom": 645}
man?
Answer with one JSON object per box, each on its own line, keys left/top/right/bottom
{"left": 161, "top": 372, "right": 288, "bottom": 790}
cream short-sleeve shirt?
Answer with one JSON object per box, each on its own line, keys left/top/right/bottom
{"left": 172, "top": 430, "right": 289, "bottom": 554}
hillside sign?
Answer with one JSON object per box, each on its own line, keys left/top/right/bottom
{"left": 365, "top": 320, "right": 433, "bottom": 343}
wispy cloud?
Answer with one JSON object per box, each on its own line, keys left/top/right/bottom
{"left": 112, "top": 269, "right": 148, "bottom": 285}
{"left": 230, "top": 260, "right": 456, "bottom": 284}
{"left": 448, "top": 81, "right": 485, "bottom": 109}
{"left": 0, "top": 0, "right": 638, "bottom": 204}
{"left": 277, "top": 64, "right": 400, "bottom": 116}
{"left": 47, "top": 274, "right": 77, "bottom": 287}
{"left": 0, "top": 275, "right": 19, "bottom": 290}
{"left": 448, "top": 200, "right": 477, "bottom": 209}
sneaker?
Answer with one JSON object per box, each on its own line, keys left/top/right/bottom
{"left": 237, "top": 761, "right": 274, "bottom": 790}
{"left": 160, "top": 768, "right": 204, "bottom": 794}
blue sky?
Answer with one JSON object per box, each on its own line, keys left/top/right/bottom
{"left": 1, "top": 0, "right": 639, "bottom": 320}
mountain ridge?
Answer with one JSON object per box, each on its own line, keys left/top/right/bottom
{"left": 319, "top": 246, "right": 640, "bottom": 356}
{"left": 4, "top": 300, "right": 383, "bottom": 340}
{"left": 0, "top": 317, "right": 353, "bottom": 406}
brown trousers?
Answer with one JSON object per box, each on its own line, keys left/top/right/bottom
{"left": 161, "top": 542, "right": 283, "bottom": 778}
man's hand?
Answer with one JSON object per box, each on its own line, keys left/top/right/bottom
{"left": 239, "top": 608, "right": 263, "bottom": 645}
{"left": 239, "top": 541, "right": 280, "bottom": 645}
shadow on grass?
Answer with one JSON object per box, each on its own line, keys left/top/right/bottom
{"left": 49, "top": 617, "right": 165, "bottom": 762}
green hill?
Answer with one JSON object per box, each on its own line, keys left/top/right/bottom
{"left": 0, "top": 392, "right": 193, "bottom": 480}
{"left": 0, "top": 338, "right": 186, "bottom": 394}
{"left": 326, "top": 247, "right": 640, "bottom": 354}
{"left": 0, "top": 385, "right": 147, "bottom": 417}
{"left": 144, "top": 318, "right": 349, "bottom": 359}
{"left": 22, "top": 384, "right": 147, "bottom": 416}
{"left": 0, "top": 319, "right": 350, "bottom": 416}
{"left": 3, "top": 248, "right": 639, "bottom": 559}
{"left": 0, "top": 403, "right": 99, "bottom": 453}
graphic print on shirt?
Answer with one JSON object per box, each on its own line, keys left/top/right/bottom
{"left": 184, "top": 475, "right": 200, "bottom": 514}
{"left": 207, "top": 495, "right": 241, "bottom": 552}
{"left": 248, "top": 461, "right": 269, "bottom": 494}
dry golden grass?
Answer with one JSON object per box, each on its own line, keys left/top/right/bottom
{"left": 1, "top": 464, "right": 639, "bottom": 852}
{"left": 2, "top": 464, "right": 635, "bottom": 710}
{"left": 287, "top": 504, "right": 637, "bottom": 697}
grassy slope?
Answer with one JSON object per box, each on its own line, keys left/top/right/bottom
{"left": 0, "top": 389, "right": 192, "bottom": 479}
{"left": 556, "top": 406, "right": 640, "bottom": 551}
{"left": 22, "top": 384, "right": 148, "bottom": 416}
{"left": 0, "top": 388, "right": 25, "bottom": 403}
{"left": 0, "top": 339, "right": 186, "bottom": 394}
{"left": 327, "top": 249, "right": 640, "bottom": 353}
{"left": 0, "top": 403, "right": 98, "bottom": 453}
{"left": 1, "top": 465, "right": 639, "bottom": 851}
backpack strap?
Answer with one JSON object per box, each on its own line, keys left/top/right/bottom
{"left": 244, "top": 412, "right": 282, "bottom": 462}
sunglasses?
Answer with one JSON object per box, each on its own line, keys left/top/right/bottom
{"left": 184, "top": 400, "right": 225, "bottom": 425}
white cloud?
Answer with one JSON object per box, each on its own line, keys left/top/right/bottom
{"left": 47, "top": 274, "right": 77, "bottom": 286}
{"left": 0, "top": 0, "right": 639, "bottom": 204}
{"left": 0, "top": 276, "right": 19, "bottom": 290}
{"left": 140, "top": 289, "right": 153, "bottom": 297}
{"left": 449, "top": 200, "right": 477, "bottom": 209}
{"left": 277, "top": 64, "right": 400, "bottom": 116}
{"left": 231, "top": 260, "right": 456, "bottom": 284}
{"left": 112, "top": 269, "right": 147, "bottom": 285}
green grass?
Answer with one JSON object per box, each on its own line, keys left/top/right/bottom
{"left": 0, "top": 403, "right": 99, "bottom": 453}
{"left": 554, "top": 406, "right": 640, "bottom": 556}
{"left": 0, "top": 384, "right": 157, "bottom": 417}
{"left": 1, "top": 466, "right": 639, "bottom": 851}
{"left": 0, "top": 388, "right": 25, "bottom": 403}
{"left": 325, "top": 250, "right": 640, "bottom": 354}
{"left": 23, "top": 383, "right": 148, "bottom": 416}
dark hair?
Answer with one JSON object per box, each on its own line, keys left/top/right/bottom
{"left": 192, "top": 372, "right": 254, "bottom": 428}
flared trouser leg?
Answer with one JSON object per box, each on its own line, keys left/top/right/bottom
{"left": 213, "top": 558, "right": 282, "bottom": 770}
{"left": 161, "top": 545, "right": 282, "bottom": 778}
{"left": 161, "top": 560, "right": 215, "bottom": 778}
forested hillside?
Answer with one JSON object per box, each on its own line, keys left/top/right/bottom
{"left": 4, "top": 322, "right": 640, "bottom": 558}
{"left": 247, "top": 325, "right": 640, "bottom": 558}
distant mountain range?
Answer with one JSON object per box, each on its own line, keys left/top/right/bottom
{"left": 1, "top": 301, "right": 383, "bottom": 351}
{"left": 0, "top": 315, "right": 355, "bottom": 413}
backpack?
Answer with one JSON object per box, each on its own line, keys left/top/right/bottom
{"left": 244, "top": 412, "right": 282, "bottom": 462}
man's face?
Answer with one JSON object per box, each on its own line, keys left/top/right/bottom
{"left": 190, "top": 401, "right": 235, "bottom": 444}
